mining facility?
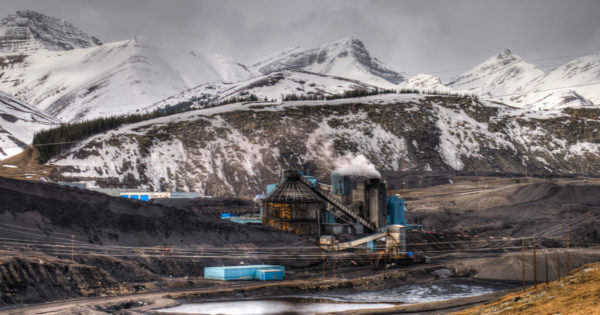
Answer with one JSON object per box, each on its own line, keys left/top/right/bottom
{"left": 235, "top": 170, "right": 421, "bottom": 265}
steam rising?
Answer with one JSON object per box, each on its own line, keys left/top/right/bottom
{"left": 333, "top": 153, "right": 381, "bottom": 178}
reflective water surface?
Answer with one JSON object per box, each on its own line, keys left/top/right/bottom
{"left": 157, "top": 280, "right": 515, "bottom": 314}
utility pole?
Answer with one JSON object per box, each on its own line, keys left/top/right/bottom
{"left": 545, "top": 254, "right": 549, "bottom": 283}
{"left": 556, "top": 253, "right": 561, "bottom": 281}
{"left": 71, "top": 234, "right": 74, "bottom": 261}
{"left": 521, "top": 239, "right": 525, "bottom": 291}
{"left": 333, "top": 257, "right": 336, "bottom": 279}
{"left": 567, "top": 231, "right": 571, "bottom": 275}
{"left": 533, "top": 237, "right": 537, "bottom": 288}
{"left": 322, "top": 254, "right": 326, "bottom": 278}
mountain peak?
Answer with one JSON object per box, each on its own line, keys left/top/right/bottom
{"left": 447, "top": 49, "right": 543, "bottom": 96}
{"left": 252, "top": 37, "right": 406, "bottom": 87}
{"left": 495, "top": 49, "right": 520, "bottom": 62}
{"left": 0, "top": 10, "right": 102, "bottom": 53}
{"left": 329, "top": 36, "right": 363, "bottom": 46}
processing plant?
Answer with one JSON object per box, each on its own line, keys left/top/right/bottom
{"left": 260, "top": 170, "right": 413, "bottom": 257}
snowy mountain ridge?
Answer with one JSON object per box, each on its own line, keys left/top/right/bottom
{"left": 0, "top": 90, "right": 58, "bottom": 159}
{"left": 151, "top": 70, "right": 380, "bottom": 112}
{"left": 251, "top": 37, "right": 407, "bottom": 89}
{"left": 50, "top": 95, "right": 600, "bottom": 195}
{"left": 447, "top": 49, "right": 600, "bottom": 110}
{"left": 0, "top": 37, "right": 258, "bottom": 122}
{"left": 0, "top": 10, "right": 102, "bottom": 53}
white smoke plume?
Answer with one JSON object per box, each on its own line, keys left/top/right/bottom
{"left": 333, "top": 153, "right": 381, "bottom": 178}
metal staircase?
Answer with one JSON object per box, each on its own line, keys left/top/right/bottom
{"left": 299, "top": 176, "right": 376, "bottom": 232}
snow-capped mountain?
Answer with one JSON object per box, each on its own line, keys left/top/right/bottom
{"left": 0, "top": 90, "right": 58, "bottom": 159}
{"left": 0, "top": 10, "right": 101, "bottom": 53}
{"left": 152, "top": 70, "right": 378, "bottom": 111}
{"left": 447, "top": 49, "right": 544, "bottom": 97}
{"left": 399, "top": 74, "right": 453, "bottom": 94}
{"left": 515, "top": 52, "right": 600, "bottom": 105}
{"left": 50, "top": 95, "right": 600, "bottom": 195}
{"left": 447, "top": 49, "right": 600, "bottom": 110}
{"left": 0, "top": 36, "right": 258, "bottom": 122}
{"left": 252, "top": 37, "right": 406, "bottom": 89}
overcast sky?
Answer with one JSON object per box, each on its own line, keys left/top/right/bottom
{"left": 2, "top": 0, "right": 600, "bottom": 80}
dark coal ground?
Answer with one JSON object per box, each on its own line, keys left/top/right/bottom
{"left": 1, "top": 176, "right": 600, "bottom": 307}
{"left": 407, "top": 181, "right": 600, "bottom": 247}
{"left": 0, "top": 177, "right": 316, "bottom": 306}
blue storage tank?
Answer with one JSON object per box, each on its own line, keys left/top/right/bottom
{"left": 331, "top": 172, "right": 351, "bottom": 195}
{"left": 204, "top": 265, "right": 285, "bottom": 281}
{"left": 257, "top": 269, "right": 284, "bottom": 280}
{"left": 387, "top": 196, "right": 406, "bottom": 226}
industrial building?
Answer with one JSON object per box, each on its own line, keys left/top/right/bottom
{"left": 204, "top": 265, "right": 285, "bottom": 281}
{"left": 262, "top": 171, "right": 326, "bottom": 235}
{"left": 119, "top": 191, "right": 202, "bottom": 201}
{"left": 262, "top": 170, "right": 405, "bottom": 237}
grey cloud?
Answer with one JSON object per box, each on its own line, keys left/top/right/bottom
{"left": 1, "top": 0, "right": 599, "bottom": 79}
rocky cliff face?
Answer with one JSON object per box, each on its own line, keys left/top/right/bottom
{"left": 50, "top": 94, "right": 600, "bottom": 196}
{"left": 0, "top": 10, "right": 101, "bottom": 53}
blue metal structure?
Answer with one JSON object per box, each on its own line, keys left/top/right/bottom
{"left": 386, "top": 196, "right": 406, "bottom": 226}
{"left": 331, "top": 172, "right": 351, "bottom": 195}
{"left": 323, "top": 210, "right": 336, "bottom": 224}
{"left": 228, "top": 216, "right": 262, "bottom": 224}
{"left": 266, "top": 183, "right": 280, "bottom": 195}
{"left": 302, "top": 175, "right": 319, "bottom": 188}
{"left": 204, "top": 265, "right": 285, "bottom": 281}
{"left": 367, "top": 240, "right": 376, "bottom": 252}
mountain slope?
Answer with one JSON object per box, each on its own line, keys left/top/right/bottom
{"left": 448, "top": 49, "right": 599, "bottom": 110}
{"left": 252, "top": 37, "right": 406, "bottom": 88}
{"left": 516, "top": 52, "right": 600, "bottom": 105}
{"left": 447, "top": 49, "right": 544, "bottom": 97}
{"left": 0, "top": 10, "right": 101, "bottom": 53}
{"left": 151, "top": 70, "right": 379, "bottom": 111}
{"left": 0, "top": 90, "right": 58, "bottom": 159}
{"left": 399, "top": 74, "right": 454, "bottom": 94}
{"left": 0, "top": 38, "right": 258, "bottom": 122}
{"left": 48, "top": 94, "right": 600, "bottom": 195}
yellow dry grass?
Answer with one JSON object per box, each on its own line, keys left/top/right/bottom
{"left": 453, "top": 262, "right": 600, "bottom": 315}
{"left": 0, "top": 147, "right": 54, "bottom": 181}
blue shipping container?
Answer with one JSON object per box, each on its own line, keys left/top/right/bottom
{"left": 257, "top": 269, "right": 284, "bottom": 280}
{"left": 204, "top": 265, "right": 284, "bottom": 281}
